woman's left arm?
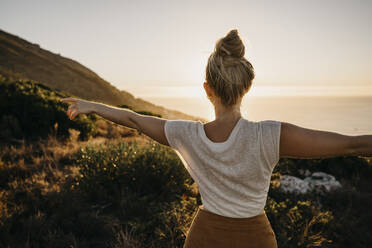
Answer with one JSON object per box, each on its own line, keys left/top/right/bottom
{"left": 60, "top": 97, "right": 170, "bottom": 146}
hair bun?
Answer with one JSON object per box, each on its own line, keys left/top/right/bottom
{"left": 215, "top": 29, "right": 245, "bottom": 58}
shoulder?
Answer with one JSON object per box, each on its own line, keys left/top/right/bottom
{"left": 239, "top": 118, "right": 281, "bottom": 131}
{"left": 256, "top": 120, "right": 282, "bottom": 132}
{"left": 165, "top": 119, "right": 200, "bottom": 130}
{"left": 241, "top": 119, "right": 281, "bottom": 141}
{"left": 259, "top": 119, "right": 282, "bottom": 126}
{"left": 164, "top": 119, "right": 200, "bottom": 149}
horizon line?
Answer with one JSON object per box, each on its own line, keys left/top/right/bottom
{"left": 121, "top": 85, "right": 372, "bottom": 98}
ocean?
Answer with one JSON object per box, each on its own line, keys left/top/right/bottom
{"left": 143, "top": 96, "right": 372, "bottom": 136}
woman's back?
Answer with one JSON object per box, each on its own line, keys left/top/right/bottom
{"left": 164, "top": 117, "right": 281, "bottom": 218}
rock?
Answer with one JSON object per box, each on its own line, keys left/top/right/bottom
{"left": 279, "top": 175, "right": 311, "bottom": 194}
{"left": 304, "top": 172, "right": 342, "bottom": 194}
{"left": 279, "top": 172, "right": 342, "bottom": 195}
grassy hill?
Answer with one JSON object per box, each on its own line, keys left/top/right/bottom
{"left": 1, "top": 130, "right": 372, "bottom": 247}
{"left": 0, "top": 29, "right": 205, "bottom": 122}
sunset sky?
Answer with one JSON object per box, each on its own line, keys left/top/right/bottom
{"left": 1, "top": 0, "right": 371, "bottom": 98}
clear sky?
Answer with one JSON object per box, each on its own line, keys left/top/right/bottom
{"left": 1, "top": 0, "right": 371, "bottom": 97}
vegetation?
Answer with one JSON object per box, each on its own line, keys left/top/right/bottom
{"left": 0, "top": 76, "right": 162, "bottom": 144}
{"left": 269, "top": 156, "right": 372, "bottom": 248}
{"left": 0, "top": 136, "right": 197, "bottom": 247}
{"left": 1, "top": 129, "right": 371, "bottom": 247}
{"left": 0, "top": 75, "right": 97, "bottom": 141}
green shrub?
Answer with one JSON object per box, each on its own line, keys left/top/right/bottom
{"left": 75, "top": 140, "right": 194, "bottom": 245}
{"left": 0, "top": 76, "right": 97, "bottom": 141}
{"left": 76, "top": 141, "right": 192, "bottom": 202}
{"left": 266, "top": 197, "right": 333, "bottom": 247}
{"left": 274, "top": 156, "right": 371, "bottom": 183}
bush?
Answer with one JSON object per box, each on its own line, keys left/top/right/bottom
{"left": 76, "top": 141, "right": 192, "bottom": 202}
{"left": 266, "top": 197, "right": 333, "bottom": 247}
{"left": 274, "top": 156, "right": 371, "bottom": 183}
{"left": 75, "top": 140, "right": 194, "bottom": 245}
{"left": 0, "top": 76, "right": 97, "bottom": 141}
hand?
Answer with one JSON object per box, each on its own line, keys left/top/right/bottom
{"left": 60, "top": 97, "right": 94, "bottom": 120}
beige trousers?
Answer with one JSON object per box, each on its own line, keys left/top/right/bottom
{"left": 183, "top": 206, "right": 278, "bottom": 248}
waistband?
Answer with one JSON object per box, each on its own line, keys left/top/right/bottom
{"left": 195, "top": 206, "right": 271, "bottom": 230}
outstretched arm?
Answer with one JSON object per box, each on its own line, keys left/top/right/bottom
{"left": 60, "top": 97, "right": 170, "bottom": 146}
{"left": 280, "top": 122, "right": 372, "bottom": 158}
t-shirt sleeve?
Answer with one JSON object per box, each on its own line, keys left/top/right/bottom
{"left": 259, "top": 120, "right": 282, "bottom": 170}
{"left": 164, "top": 119, "right": 187, "bottom": 151}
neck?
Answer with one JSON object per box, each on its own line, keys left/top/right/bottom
{"left": 212, "top": 99, "right": 242, "bottom": 122}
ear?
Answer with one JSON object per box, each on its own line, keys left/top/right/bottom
{"left": 203, "top": 82, "right": 211, "bottom": 96}
{"left": 203, "top": 81, "right": 212, "bottom": 94}
{"left": 203, "top": 81, "right": 208, "bottom": 91}
{"left": 203, "top": 82, "right": 216, "bottom": 103}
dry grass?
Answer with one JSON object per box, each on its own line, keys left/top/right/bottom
{"left": 0, "top": 120, "right": 195, "bottom": 247}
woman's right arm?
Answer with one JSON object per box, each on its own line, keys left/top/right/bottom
{"left": 279, "top": 122, "right": 372, "bottom": 158}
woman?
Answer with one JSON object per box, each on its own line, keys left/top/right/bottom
{"left": 61, "top": 30, "right": 372, "bottom": 248}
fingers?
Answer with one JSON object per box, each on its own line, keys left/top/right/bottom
{"left": 67, "top": 105, "right": 75, "bottom": 117}
{"left": 67, "top": 104, "right": 76, "bottom": 112}
{"left": 67, "top": 105, "right": 79, "bottom": 120}
{"left": 70, "top": 109, "right": 79, "bottom": 120}
{"left": 61, "top": 97, "right": 84, "bottom": 120}
{"left": 68, "top": 109, "right": 79, "bottom": 120}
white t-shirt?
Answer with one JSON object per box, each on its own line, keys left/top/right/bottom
{"left": 164, "top": 117, "right": 281, "bottom": 218}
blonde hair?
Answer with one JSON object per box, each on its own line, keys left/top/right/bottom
{"left": 206, "top": 29, "right": 255, "bottom": 107}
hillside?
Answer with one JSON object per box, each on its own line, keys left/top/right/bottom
{"left": 0, "top": 29, "right": 205, "bottom": 122}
